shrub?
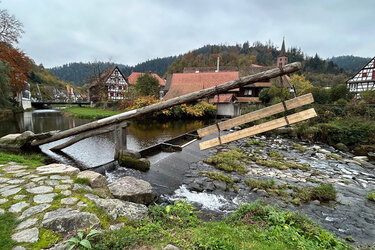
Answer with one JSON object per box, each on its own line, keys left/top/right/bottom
{"left": 310, "top": 184, "right": 337, "bottom": 201}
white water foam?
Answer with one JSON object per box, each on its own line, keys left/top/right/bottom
{"left": 166, "top": 185, "right": 232, "bottom": 211}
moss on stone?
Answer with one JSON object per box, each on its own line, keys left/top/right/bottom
{"left": 118, "top": 156, "right": 150, "bottom": 172}
{"left": 74, "top": 177, "right": 91, "bottom": 185}
{"left": 31, "top": 228, "right": 62, "bottom": 250}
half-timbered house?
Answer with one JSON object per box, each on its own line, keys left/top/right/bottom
{"left": 346, "top": 57, "right": 375, "bottom": 95}
{"left": 89, "top": 66, "right": 128, "bottom": 102}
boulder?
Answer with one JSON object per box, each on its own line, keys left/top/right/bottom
{"left": 118, "top": 156, "right": 150, "bottom": 172}
{"left": 41, "top": 208, "right": 101, "bottom": 233}
{"left": 108, "top": 176, "right": 155, "bottom": 205}
{"left": 0, "top": 134, "right": 22, "bottom": 149}
{"left": 90, "top": 197, "right": 148, "bottom": 221}
{"left": 117, "top": 149, "right": 141, "bottom": 159}
{"left": 335, "top": 143, "right": 349, "bottom": 152}
{"left": 36, "top": 164, "right": 80, "bottom": 175}
{"left": 77, "top": 170, "right": 108, "bottom": 188}
{"left": 11, "top": 228, "right": 39, "bottom": 243}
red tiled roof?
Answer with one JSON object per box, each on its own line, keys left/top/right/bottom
{"left": 128, "top": 72, "right": 165, "bottom": 86}
{"left": 164, "top": 71, "right": 239, "bottom": 100}
{"left": 211, "top": 94, "right": 237, "bottom": 103}
{"left": 237, "top": 97, "right": 260, "bottom": 103}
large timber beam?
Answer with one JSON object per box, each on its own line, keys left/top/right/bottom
{"left": 31, "top": 62, "right": 301, "bottom": 146}
{"left": 197, "top": 93, "right": 314, "bottom": 138}
{"left": 199, "top": 108, "right": 317, "bottom": 150}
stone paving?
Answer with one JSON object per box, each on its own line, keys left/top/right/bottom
{"left": 0, "top": 162, "right": 150, "bottom": 249}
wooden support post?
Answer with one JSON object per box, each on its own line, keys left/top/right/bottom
{"left": 114, "top": 122, "right": 128, "bottom": 160}
{"left": 197, "top": 93, "right": 314, "bottom": 138}
{"left": 199, "top": 108, "right": 317, "bottom": 150}
{"left": 31, "top": 62, "right": 301, "bottom": 146}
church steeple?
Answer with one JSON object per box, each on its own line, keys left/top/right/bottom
{"left": 277, "top": 38, "right": 288, "bottom": 67}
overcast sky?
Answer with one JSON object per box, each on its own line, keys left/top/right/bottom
{"left": 1, "top": 0, "right": 374, "bottom": 68}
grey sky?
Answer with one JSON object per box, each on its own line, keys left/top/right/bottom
{"left": 2, "top": 0, "right": 374, "bottom": 68}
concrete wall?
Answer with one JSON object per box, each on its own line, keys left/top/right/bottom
{"left": 217, "top": 103, "right": 241, "bottom": 117}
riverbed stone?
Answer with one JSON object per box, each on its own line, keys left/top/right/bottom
{"left": 1, "top": 187, "right": 22, "bottom": 197}
{"left": 12, "top": 246, "right": 26, "bottom": 250}
{"left": 33, "top": 193, "right": 56, "bottom": 203}
{"left": 45, "top": 179, "right": 60, "bottom": 186}
{"left": 118, "top": 156, "right": 150, "bottom": 172}
{"left": 50, "top": 175, "right": 70, "bottom": 180}
{"left": 16, "top": 218, "right": 38, "bottom": 230}
{"left": 36, "top": 164, "right": 80, "bottom": 175}
{"left": 0, "top": 177, "right": 9, "bottom": 183}
{"left": 26, "top": 185, "right": 53, "bottom": 194}
{"left": 90, "top": 197, "right": 148, "bottom": 221}
{"left": 9, "top": 201, "right": 30, "bottom": 213}
{"left": 0, "top": 208, "right": 5, "bottom": 214}
{"left": 108, "top": 176, "right": 155, "bottom": 205}
{"left": 19, "top": 204, "right": 51, "bottom": 220}
{"left": 0, "top": 198, "right": 8, "bottom": 204}
{"left": 41, "top": 208, "right": 101, "bottom": 233}
{"left": 72, "top": 184, "right": 91, "bottom": 192}
{"left": 61, "top": 190, "right": 72, "bottom": 196}
{"left": 11, "top": 227, "right": 39, "bottom": 243}
{"left": 77, "top": 170, "right": 108, "bottom": 188}
{"left": 7, "top": 179, "right": 25, "bottom": 184}
{"left": 55, "top": 184, "right": 71, "bottom": 190}
{"left": 109, "top": 223, "right": 124, "bottom": 231}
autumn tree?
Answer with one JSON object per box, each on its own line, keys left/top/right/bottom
{"left": 289, "top": 74, "right": 313, "bottom": 96}
{"left": 0, "top": 8, "right": 24, "bottom": 44}
{"left": 0, "top": 60, "right": 11, "bottom": 108}
{"left": 135, "top": 73, "right": 161, "bottom": 97}
{"left": 0, "top": 42, "right": 31, "bottom": 95}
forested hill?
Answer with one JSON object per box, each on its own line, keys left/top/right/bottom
{"left": 327, "top": 55, "right": 371, "bottom": 74}
{"left": 49, "top": 56, "right": 177, "bottom": 87}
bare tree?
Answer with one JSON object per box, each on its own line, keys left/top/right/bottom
{"left": 0, "top": 8, "right": 24, "bottom": 44}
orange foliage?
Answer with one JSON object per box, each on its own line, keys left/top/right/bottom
{"left": 0, "top": 42, "right": 30, "bottom": 94}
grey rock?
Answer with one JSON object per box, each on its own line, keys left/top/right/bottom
{"left": 26, "top": 185, "right": 53, "bottom": 194}
{"left": 36, "top": 164, "right": 80, "bottom": 175}
{"left": 257, "top": 189, "right": 268, "bottom": 196}
{"left": 13, "top": 195, "right": 27, "bottom": 200}
{"left": 360, "top": 161, "right": 375, "bottom": 169}
{"left": 7, "top": 179, "right": 25, "bottom": 184}
{"left": 9, "top": 201, "right": 30, "bottom": 213}
{"left": 0, "top": 177, "right": 9, "bottom": 183}
{"left": 311, "top": 200, "right": 321, "bottom": 205}
{"left": 0, "top": 198, "right": 8, "bottom": 204}
{"left": 77, "top": 201, "right": 88, "bottom": 207}
{"left": 45, "top": 180, "right": 60, "bottom": 186}
{"left": 15, "top": 218, "right": 38, "bottom": 230}
{"left": 24, "top": 182, "right": 37, "bottom": 189}
{"left": 31, "top": 176, "right": 47, "bottom": 182}
{"left": 84, "top": 193, "right": 100, "bottom": 201}
{"left": 33, "top": 193, "right": 57, "bottom": 203}
{"left": 0, "top": 208, "right": 4, "bottom": 215}
{"left": 77, "top": 170, "right": 108, "bottom": 188}
{"left": 61, "top": 197, "right": 78, "bottom": 205}
{"left": 61, "top": 190, "right": 72, "bottom": 196}
{"left": 3, "top": 165, "right": 28, "bottom": 172}
{"left": 1, "top": 187, "right": 21, "bottom": 197}
{"left": 41, "top": 208, "right": 101, "bottom": 233}
{"left": 108, "top": 176, "right": 155, "bottom": 205}
{"left": 188, "top": 181, "right": 203, "bottom": 192}
{"left": 163, "top": 244, "right": 180, "bottom": 250}
{"left": 203, "top": 182, "right": 215, "bottom": 191}
{"left": 92, "top": 197, "right": 148, "bottom": 221}
{"left": 213, "top": 180, "right": 227, "bottom": 191}
{"left": 55, "top": 184, "right": 71, "bottom": 190}
{"left": 109, "top": 223, "right": 124, "bottom": 231}
{"left": 117, "top": 149, "right": 141, "bottom": 159}
{"left": 72, "top": 184, "right": 92, "bottom": 192}
{"left": 335, "top": 143, "right": 349, "bottom": 152}
{"left": 61, "top": 179, "right": 73, "bottom": 184}
{"left": 12, "top": 246, "right": 27, "bottom": 250}
{"left": 50, "top": 175, "right": 70, "bottom": 180}
{"left": 13, "top": 172, "right": 29, "bottom": 178}
{"left": 11, "top": 227, "right": 39, "bottom": 243}
{"left": 23, "top": 174, "right": 39, "bottom": 179}
{"left": 19, "top": 204, "right": 50, "bottom": 220}
{"left": 353, "top": 156, "right": 368, "bottom": 162}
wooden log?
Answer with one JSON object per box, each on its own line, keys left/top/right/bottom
{"left": 199, "top": 108, "right": 317, "bottom": 150}
{"left": 31, "top": 62, "right": 301, "bottom": 146}
{"left": 197, "top": 93, "right": 314, "bottom": 137}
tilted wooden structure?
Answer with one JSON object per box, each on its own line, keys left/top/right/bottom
{"left": 30, "top": 62, "right": 302, "bottom": 152}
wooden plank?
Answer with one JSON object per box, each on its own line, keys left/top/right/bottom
{"left": 197, "top": 93, "right": 314, "bottom": 137}
{"left": 31, "top": 62, "right": 301, "bottom": 146}
{"left": 199, "top": 108, "right": 317, "bottom": 150}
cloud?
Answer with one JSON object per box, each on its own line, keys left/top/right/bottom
{"left": 1, "top": 0, "right": 374, "bottom": 67}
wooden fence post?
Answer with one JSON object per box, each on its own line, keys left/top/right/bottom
{"left": 114, "top": 122, "right": 128, "bottom": 160}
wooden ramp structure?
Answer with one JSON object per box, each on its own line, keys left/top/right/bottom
{"left": 27, "top": 62, "right": 303, "bottom": 157}
{"left": 198, "top": 93, "right": 317, "bottom": 150}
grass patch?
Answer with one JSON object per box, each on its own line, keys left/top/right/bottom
{"left": 93, "top": 200, "right": 349, "bottom": 249}
{"left": 203, "top": 148, "right": 248, "bottom": 174}
{"left": 31, "top": 228, "right": 62, "bottom": 250}
{"left": 326, "top": 153, "right": 342, "bottom": 160}
{"left": 0, "top": 152, "right": 45, "bottom": 168}
{"left": 62, "top": 106, "right": 121, "bottom": 119}
{"left": 366, "top": 190, "right": 375, "bottom": 201}
{"left": 201, "top": 171, "right": 237, "bottom": 191}
{"left": 293, "top": 143, "right": 308, "bottom": 152}
{"left": 0, "top": 212, "right": 18, "bottom": 250}
{"left": 245, "top": 178, "right": 276, "bottom": 189}
{"left": 246, "top": 139, "right": 265, "bottom": 147}
{"left": 310, "top": 183, "right": 337, "bottom": 201}
{"left": 74, "top": 177, "right": 91, "bottom": 185}
{"left": 268, "top": 150, "right": 283, "bottom": 160}
{"left": 253, "top": 159, "right": 310, "bottom": 171}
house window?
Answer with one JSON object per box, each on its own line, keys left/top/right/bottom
{"left": 244, "top": 89, "right": 252, "bottom": 96}
{"left": 362, "top": 73, "right": 367, "bottom": 77}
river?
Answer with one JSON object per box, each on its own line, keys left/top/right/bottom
{"left": 0, "top": 109, "right": 213, "bottom": 168}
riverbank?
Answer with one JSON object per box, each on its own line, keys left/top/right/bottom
{"left": 61, "top": 106, "right": 121, "bottom": 119}
{"left": 0, "top": 152, "right": 350, "bottom": 249}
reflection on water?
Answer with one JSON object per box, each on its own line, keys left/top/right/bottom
{"left": 0, "top": 110, "right": 213, "bottom": 168}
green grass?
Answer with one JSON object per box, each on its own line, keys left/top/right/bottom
{"left": 293, "top": 143, "right": 308, "bottom": 152}
{"left": 201, "top": 171, "right": 237, "bottom": 191}
{"left": 203, "top": 148, "right": 248, "bottom": 174}
{"left": 0, "top": 152, "right": 45, "bottom": 168}
{"left": 0, "top": 213, "right": 18, "bottom": 250}
{"left": 246, "top": 139, "right": 265, "bottom": 147}
{"left": 92, "top": 200, "right": 350, "bottom": 249}
{"left": 62, "top": 106, "right": 121, "bottom": 119}
{"left": 74, "top": 177, "right": 91, "bottom": 185}
{"left": 326, "top": 153, "right": 342, "bottom": 160}
{"left": 245, "top": 178, "right": 276, "bottom": 189}
{"left": 268, "top": 150, "right": 283, "bottom": 160}
{"left": 366, "top": 190, "right": 375, "bottom": 201}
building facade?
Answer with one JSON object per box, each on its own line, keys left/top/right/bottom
{"left": 346, "top": 57, "right": 375, "bottom": 95}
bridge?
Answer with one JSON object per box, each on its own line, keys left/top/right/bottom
{"left": 31, "top": 101, "right": 90, "bottom": 109}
